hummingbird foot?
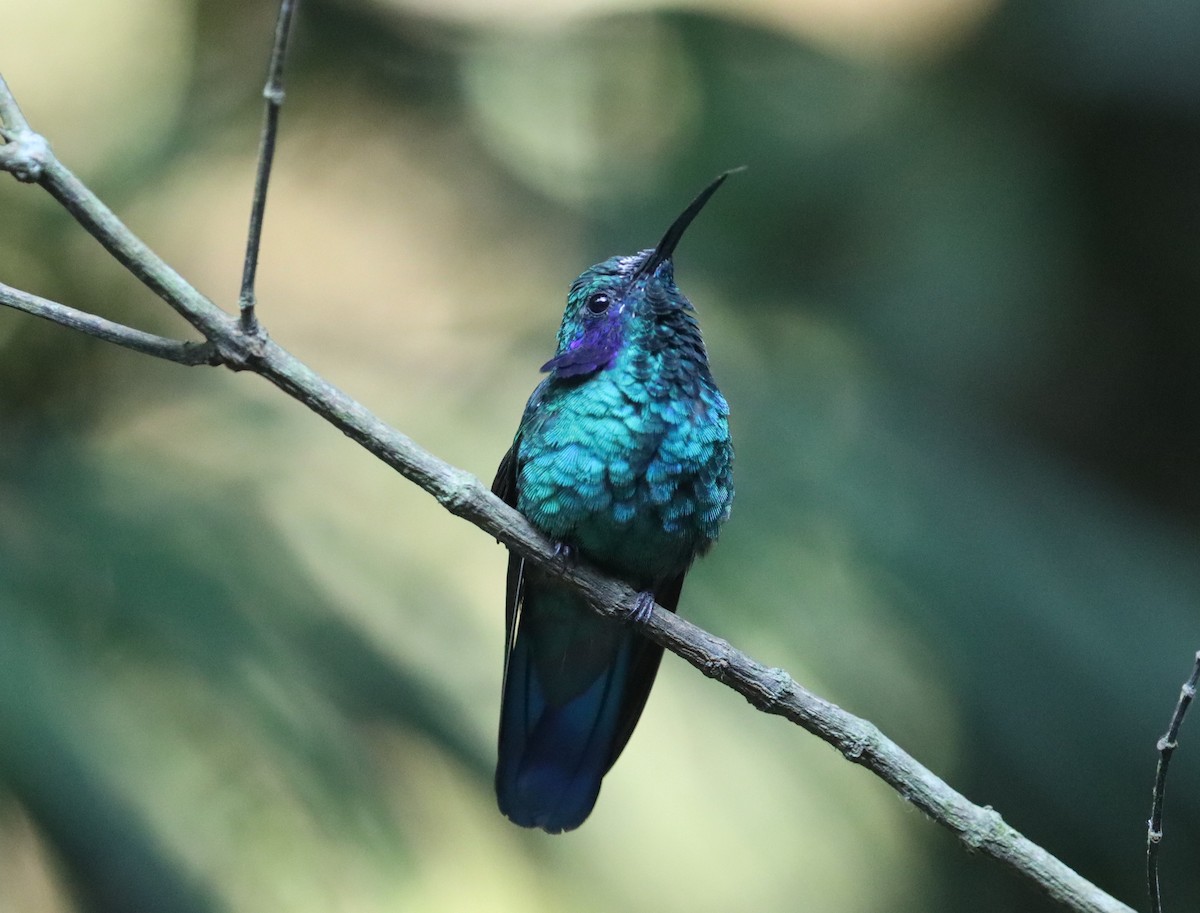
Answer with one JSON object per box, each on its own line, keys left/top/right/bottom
{"left": 551, "top": 541, "right": 576, "bottom": 565}
{"left": 628, "top": 591, "right": 658, "bottom": 625}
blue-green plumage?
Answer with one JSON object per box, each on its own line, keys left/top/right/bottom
{"left": 494, "top": 174, "right": 735, "bottom": 832}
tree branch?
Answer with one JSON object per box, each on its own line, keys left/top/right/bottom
{"left": 0, "top": 70, "right": 1140, "bottom": 913}
{"left": 0, "top": 282, "right": 218, "bottom": 366}
{"left": 1147, "top": 650, "right": 1200, "bottom": 913}
{"left": 0, "top": 75, "right": 248, "bottom": 360}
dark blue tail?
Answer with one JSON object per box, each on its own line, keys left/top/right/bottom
{"left": 495, "top": 620, "right": 635, "bottom": 832}
{"left": 496, "top": 567, "right": 671, "bottom": 833}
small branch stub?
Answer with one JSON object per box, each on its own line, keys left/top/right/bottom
{"left": 0, "top": 129, "right": 50, "bottom": 183}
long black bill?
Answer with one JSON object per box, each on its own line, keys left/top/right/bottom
{"left": 633, "top": 167, "right": 743, "bottom": 281}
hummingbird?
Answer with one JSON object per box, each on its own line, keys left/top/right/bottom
{"left": 492, "top": 172, "right": 736, "bottom": 832}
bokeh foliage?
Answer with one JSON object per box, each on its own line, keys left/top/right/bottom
{"left": 1, "top": 0, "right": 1198, "bottom": 911}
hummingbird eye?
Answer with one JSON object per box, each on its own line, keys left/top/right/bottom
{"left": 585, "top": 292, "right": 611, "bottom": 314}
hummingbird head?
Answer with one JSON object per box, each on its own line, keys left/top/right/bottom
{"left": 541, "top": 170, "right": 737, "bottom": 380}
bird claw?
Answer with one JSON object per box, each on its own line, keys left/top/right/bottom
{"left": 628, "top": 591, "right": 657, "bottom": 625}
{"left": 552, "top": 541, "right": 576, "bottom": 565}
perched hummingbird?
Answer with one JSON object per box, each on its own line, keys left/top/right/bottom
{"left": 492, "top": 173, "right": 736, "bottom": 832}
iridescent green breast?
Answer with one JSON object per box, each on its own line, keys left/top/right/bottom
{"left": 515, "top": 353, "right": 732, "bottom": 586}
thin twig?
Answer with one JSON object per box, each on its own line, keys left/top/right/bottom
{"left": 0, "top": 49, "right": 1141, "bottom": 913}
{"left": 1147, "top": 650, "right": 1200, "bottom": 913}
{"left": 239, "top": 0, "right": 299, "bottom": 334}
{"left": 0, "top": 73, "right": 31, "bottom": 135}
{"left": 0, "top": 74, "right": 50, "bottom": 183}
{"left": 0, "top": 282, "right": 217, "bottom": 366}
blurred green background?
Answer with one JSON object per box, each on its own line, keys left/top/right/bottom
{"left": 2, "top": 0, "right": 1198, "bottom": 910}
